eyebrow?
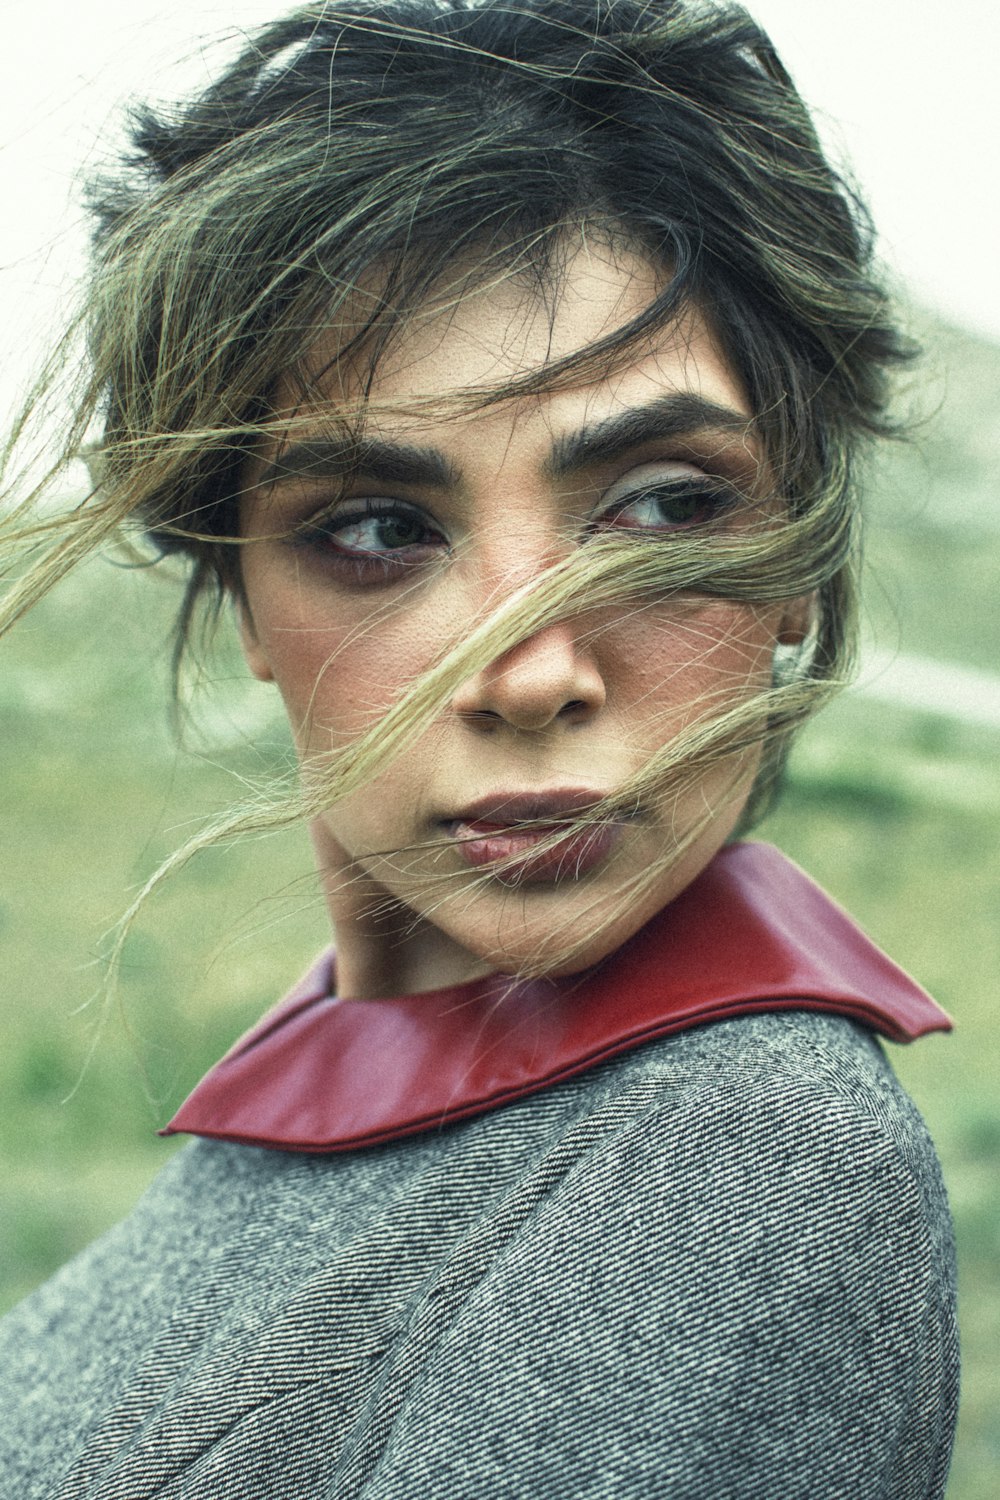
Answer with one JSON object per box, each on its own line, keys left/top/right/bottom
{"left": 545, "top": 393, "right": 757, "bottom": 477}
{"left": 256, "top": 393, "right": 755, "bottom": 492}
{"left": 256, "top": 436, "right": 460, "bottom": 490}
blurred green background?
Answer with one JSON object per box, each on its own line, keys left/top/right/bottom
{"left": 1, "top": 312, "right": 997, "bottom": 1496}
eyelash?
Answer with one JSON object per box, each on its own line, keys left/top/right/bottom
{"left": 290, "top": 479, "right": 741, "bottom": 584}
{"left": 292, "top": 500, "right": 446, "bottom": 583}
{"left": 597, "top": 478, "right": 740, "bottom": 534}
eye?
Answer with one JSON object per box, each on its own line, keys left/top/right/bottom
{"left": 595, "top": 462, "right": 741, "bottom": 534}
{"left": 293, "top": 499, "right": 447, "bottom": 577}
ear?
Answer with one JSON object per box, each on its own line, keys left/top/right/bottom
{"left": 776, "top": 591, "right": 816, "bottom": 648}
{"left": 235, "top": 598, "right": 275, "bottom": 683}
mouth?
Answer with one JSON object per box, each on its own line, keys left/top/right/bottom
{"left": 441, "top": 787, "right": 631, "bottom": 884}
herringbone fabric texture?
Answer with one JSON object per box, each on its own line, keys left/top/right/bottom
{"left": 0, "top": 1011, "right": 958, "bottom": 1498}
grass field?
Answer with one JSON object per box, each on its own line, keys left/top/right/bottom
{"left": 2, "top": 314, "right": 998, "bottom": 1492}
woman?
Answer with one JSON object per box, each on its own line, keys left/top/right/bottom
{"left": 0, "top": 1, "right": 958, "bottom": 1495}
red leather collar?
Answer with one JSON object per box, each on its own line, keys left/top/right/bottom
{"left": 163, "top": 843, "right": 951, "bottom": 1154}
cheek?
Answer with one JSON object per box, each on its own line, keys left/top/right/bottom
{"left": 244, "top": 569, "right": 442, "bottom": 751}
{"left": 608, "top": 600, "right": 778, "bottom": 724}
{"left": 277, "top": 627, "right": 438, "bottom": 751}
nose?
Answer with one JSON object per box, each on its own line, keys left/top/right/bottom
{"left": 451, "top": 621, "right": 607, "bottom": 731}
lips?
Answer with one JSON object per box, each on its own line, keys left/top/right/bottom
{"left": 443, "top": 788, "right": 627, "bottom": 884}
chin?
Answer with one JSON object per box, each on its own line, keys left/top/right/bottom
{"left": 445, "top": 814, "right": 744, "bottom": 979}
{"left": 440, "top": 882, "right": 664, "bottom": 981}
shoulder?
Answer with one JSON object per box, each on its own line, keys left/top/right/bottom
{"left": 404, "top": 1013, "right": 958, "bottom": 1497}
{"left": 518, "top": 1012, "right": 959, "bottom": 1425}
{"left": 563, "top": 1008, "right": 942, "bottom": 1168}
{"left": 560, "top": 1010, "right": 955, "bottom": 1275}
{"left": 607, "top": 1007, "right": 942, "bottom": 1150}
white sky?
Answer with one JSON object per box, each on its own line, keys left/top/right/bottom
{"left": 1, "top": 0, "right": 997, "bottom": 423}
{"left": 748, "top": 0, "right": 999, "bottom": 336}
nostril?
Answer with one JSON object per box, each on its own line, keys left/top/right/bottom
{"left": 450, "top": 627, "right": 607, "bottom": 731}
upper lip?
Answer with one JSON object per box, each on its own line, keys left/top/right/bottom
{"left": 445, "top": 788, "right": 614, "bottom": 826}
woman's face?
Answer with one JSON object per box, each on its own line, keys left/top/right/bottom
{"left": 239, "top": 242, "right": 805, "bottom": 996}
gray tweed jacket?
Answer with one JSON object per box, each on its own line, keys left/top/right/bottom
{"left": 0, "top": 1010, "right": 958, "bottom": 1498}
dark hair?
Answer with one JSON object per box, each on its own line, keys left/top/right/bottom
{"left": 9, "top": 0, "right": 913, "bottom": 836}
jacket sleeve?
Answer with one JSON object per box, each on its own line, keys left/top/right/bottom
{"left": 355, "top": 1068, "right": 959, "bottom": 1500}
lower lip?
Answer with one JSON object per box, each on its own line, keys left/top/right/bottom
{"left": 447, "top": 819, "right": 624, "bottom": 883}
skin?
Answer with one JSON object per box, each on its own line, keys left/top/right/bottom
{"left": 238, "top": 239, "right": 808, "bottom": 997}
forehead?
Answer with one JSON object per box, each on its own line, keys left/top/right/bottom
{"left": 267, "top": 240, "right": 750, "bottom": 460}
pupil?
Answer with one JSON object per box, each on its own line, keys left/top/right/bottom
{"left": 660, "top": 492, "right": 701, "bottom": 523}
{"left": 377, "top": 516, "right": 420, "bottom": 548}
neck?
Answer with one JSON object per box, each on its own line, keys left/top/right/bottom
{"left": 335, "top": 911, "right": 495, "bottom": 1000}
{"left": 310, "top": 822, "right": 494, "bottom": 998}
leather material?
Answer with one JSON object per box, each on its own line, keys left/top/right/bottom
{"left": 163, "top": 842, "right": 952, "bottom": 1153}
